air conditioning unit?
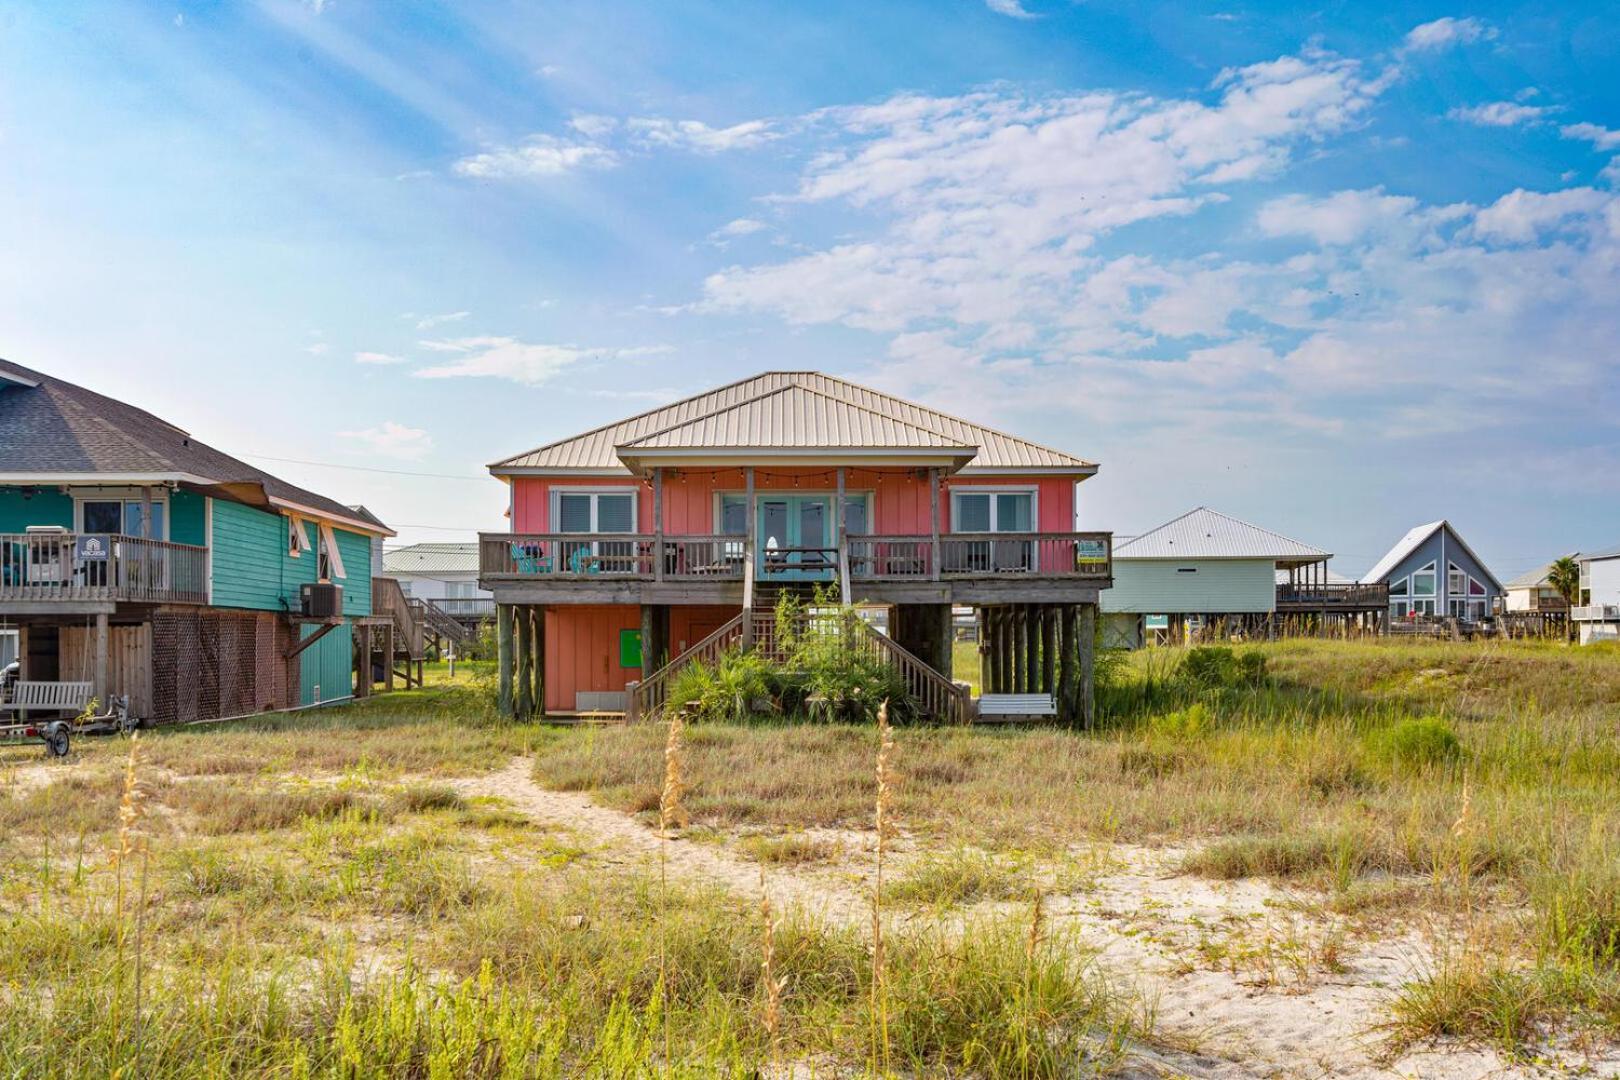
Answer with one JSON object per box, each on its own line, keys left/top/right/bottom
{"left": 301, "top": 582, "right": 343, "bottom": 618}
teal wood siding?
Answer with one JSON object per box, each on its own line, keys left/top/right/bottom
{"left": 1101, "top": 558, "right": 1278, "bottom": 614}
{"left": 170, "top": 490, "right": 206, "bottom": 546}
{"left": 209, "top": 498, "right": 300, "bottom": 611}
{"left": 208, "top": 498, "right": 375, "bottom": 616}
{"left": 299, "top": 623, "right": 354, "bottom": 705}
{"left": 0, "top": 487, "right": 73, "bottom": 532}
{"left": 334, "top": 527, "right": 373, "bottom": 616}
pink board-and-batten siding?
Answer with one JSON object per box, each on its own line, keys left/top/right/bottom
{"left": 511, "top": 469, "right": 1075, "bottom": 534}
{"left": 543, "top": 603, "right": 739, "bottom": 713}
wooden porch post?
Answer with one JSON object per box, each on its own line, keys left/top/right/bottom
{"left": 1011, "top": 606, "right": 1026, "bottom": 694}
{"left": 1041, "top": 605, "right": 1057, "bottom": 695}
{"left": 641, "top": 604, "right": 658, "bottom": 682}
{"left": 996, "top": 607, "right": 1011, "bottom": 693}
{"left": 93, "top": 612, "right": 110, "bottom": 706}
{"left": 836, "top": 467, "right": 851, "bottom": 605}
{"left": 742, "top": 466, "right": 756, "bottom": 648}
{"left": 1079, "top": 603, "right": 1096, "bottom": 729}
{"left": 653, "top": 468, "right": 665, "bottom": 583}
{"left": 929, "top": 467, "right": 941, "bottom": 581}
{"left": 1057, "top": 605, "right": 1077, "bottom": 723}
{"left": 384, "top": 623, "right": 396, "bottom": 691}
{"left": 496, "top": 604, "right": 513, "bottom": 717}
{"left": 1024, "top": 604, "right": 1040, "bottom": 693}
{"left": 514, "top": 605, "right": 532, "bottom": 719}
{"left": 356, "top": 622, "right": 371, "bottom": 698}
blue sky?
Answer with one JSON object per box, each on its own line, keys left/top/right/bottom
{"left": 2, "top": 1, "right": 1617, "bottom": 577}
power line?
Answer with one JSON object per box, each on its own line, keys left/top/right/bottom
{"left": 238, "top": 452, "right": 489, "bottom": 481}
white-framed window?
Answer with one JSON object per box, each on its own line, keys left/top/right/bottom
{"left": 288, "top": 516, "right": 311, "bottom": 557}
{"left": 1411, "top": 562, "right": 1437, "bottom": 598}
{"left": 950, "top": 488, "right": 1036, "bottom": 533}
{"left": 316, "top": 523, "right": 347, "bottom": 581}
{"left": 74, "top": 490, "right": 169, "bottom": 540}
{"left": 1392, "top": 599, "right": 1410, "bottom": 618}
{"left": 1448, "top": 562, "right": 1467, "bottom": 597}
{"left": 1389, "top": 577, "right": 1409, "bottom": 596}
{"left": 553, "top": 489, "right": 637, "bottom": 534}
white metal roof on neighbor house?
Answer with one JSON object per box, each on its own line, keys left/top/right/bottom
{"left": 383, "top": 542, "right": 480, "bottom": 577}
{"left": 1113, "top": 507, "right": 1330, "bottom": 566}
{"left": 489, "top": 371, "right": 1097, "bottom": 475}
{"left": 1275, "top": 567, "right": 1354, "bottom": 585}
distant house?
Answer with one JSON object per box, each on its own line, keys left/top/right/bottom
{"left": 1361, "top": 520, "right": 1502, "bottom": 625}
{"left": 1573, "top": 546, "right": 1620, "bottom": 644}
{"left": 1503, "top": 554, "right": 1579, "bottom": 613}
{"left": 1100, "top": 507, "right": 1381, "bottom": 646}
{"left": 382, "top": 542, "right": 493, "bottom": 623}
{"left": 0, "top": 358, "right": 394, "bottom": 722}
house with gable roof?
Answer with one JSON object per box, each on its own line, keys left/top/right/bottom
{"left": 0, "top": 358, "right": 396, "bottom": 723}
{"left": 479, "top": 371, "right": 1113, "bottom": 723}
{"left": 1360, "top": 520, "right": 1502, "bottom": 628}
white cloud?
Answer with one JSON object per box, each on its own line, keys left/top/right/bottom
{"left": 1561, "top": 122, "right": 1620, "bottom": 152}
{"left": 569, "top": 114, "right": 618, "bottom": 139}
{"left": 452, "top": 135, "right": 616, "bottom": 179}
{"left": 985, "top": 0, "right": 1037, "bottom": 18}
{"left": 412, "top": 336, "right": 668, "bottom": 386}
{"left": 302, "top": 342, "right": 330, "bottom": 356}
{"left": 1470, "top": 186, "right": 1610, "bottom": 243}
{"left": 339, "top": 421, "right": 432, "bottom": 460}
{"left": 707, "top": 45, "right": 1389, "bottom": 332}
{"left": 412, "top": 310, "right": 469, "bottom": 330}
{"left": 626, "top": 117, "right": 777, "bottom": 153}
{"left": 706, "top": 218, "right": 769, "bottom": 246}
{"left": 1449, "top": 101, "right": 1550, "bottom": 127}
{"left": 1400, "top": 16, "right": 1494, "bottom": 53}
{"left": 1258, "top": 188, "right": 1422, "bottom": 244}
{"left": 354, "top": 350, "right": 407, "bottom": 365}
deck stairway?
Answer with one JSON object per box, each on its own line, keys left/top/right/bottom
{"left": 628, "top": 587, "right": 970, "bottom": 725}
{"left": 409, "top": 596, "right": 472, "bottom": 648}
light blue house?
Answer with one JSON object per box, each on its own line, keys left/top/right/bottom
{"left": 0, "top": 358, "right": 394, "bottom": 722}
{"left": 1360, "top": 520, "right": 1502, "bottom": 626}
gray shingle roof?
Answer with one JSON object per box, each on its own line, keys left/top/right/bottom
{"left": 0, "top": 357, "right": 390, "bottom": 534}
{"left": 490, "top": 371, "right": 1097, "bottom": 475}
{"left": 1114, "top": 507, "right": 1329, "bottom": 565}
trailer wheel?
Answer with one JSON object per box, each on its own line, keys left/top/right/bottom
{"left": 42, "top": 725, "right": 70, "bottom": 758}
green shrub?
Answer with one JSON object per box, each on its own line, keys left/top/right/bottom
{"left": 667, "top": 650, "right": 775, "bottom": 723}
{"left": 1178, "top": 646, "right": 1268, "bottom": 690}
{"left": 1370, "top": 717, "right": 1463, "bottom": 769}
{"left": 1147, "top": 702, "right": 1211, "bottom": 741}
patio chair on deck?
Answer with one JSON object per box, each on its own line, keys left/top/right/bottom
{"left": 510, "top": 542, "right": 550, "bottom": 575}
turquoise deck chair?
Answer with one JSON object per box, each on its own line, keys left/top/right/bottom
{"left": 510, "top": 542, "right": 550, "bottom": 575}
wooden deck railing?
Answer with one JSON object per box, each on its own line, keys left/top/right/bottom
{"left": 482, "top": 531, "right": 1112, "bottom": 584}
{"left": 627, "top": 611, "right": 748, "bottom": 720}
{"left": 1275, "top": 583, "right": 1389, "bottom": 608}
{"left": 0, "top": 532, "right": 208, "bottom": 604}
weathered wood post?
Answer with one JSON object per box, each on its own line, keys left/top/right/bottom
{"left": 1057, "top": 604, "right": 1077, "bottom": 723}
{"left": 1079, "top": 603, "right": 1096, "bottom": 728}
{"left": 356, "top": 622, "right": 372, "bottom": 698}
{"left": 653, "top": 467, "right": 665, "bottom": 583}
{"left": 532, "top": 605, "right": 546, "bottom": 718}
{"left": 1011, "top": 606, "right": 1026, "bottom": 694}
{"left": 384, "top": 623, "right": 396, "bottom": 692}
{"left": 496, "top": 604, "right": 513, "bottom": 717}
{"left": 93, "top": 612, "right": 110, "bottom": 707}
{"left": 514, "top": 605, "right": 532, "bottom": 719}
{"left": 742, "top": 465, "right": 756, "bottom": 649}
{"left": 1041, "top": 605, "right": 1057, "bottom": 696}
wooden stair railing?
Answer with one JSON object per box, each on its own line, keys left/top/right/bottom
{"left": 411, "top": 596, "right": 471, "bottom": 645}
{"left": 628, "top": 611, "right": 748, "bottom": 721}
{"left": 850, "top": 617, "right": 972, "bottom": 724}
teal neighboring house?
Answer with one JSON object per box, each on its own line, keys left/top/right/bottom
{"left": 0, "top": 358, "right": 394, "bottom": 722}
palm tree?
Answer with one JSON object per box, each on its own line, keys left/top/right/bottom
{"left": 1547, "top": 555, "right": 1582, "bottom": 641}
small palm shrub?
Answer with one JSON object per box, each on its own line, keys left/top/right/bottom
{"left": 667, "top": 651, "right": 776, "bottom": 723}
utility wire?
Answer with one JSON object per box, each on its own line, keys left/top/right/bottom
{"left": 238, "top": 453, "right": 490, "bottom": 481}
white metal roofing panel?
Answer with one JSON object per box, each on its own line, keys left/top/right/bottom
{"left": 1359, "top": 521, "right": 1445, "bottom": 584}
{"left": 1113, "top": 507, "right": 1330, "bottom": 562}
{"left": 489, "top": 371, "right": 1095, "bottom": 474}
{"left": 618, "top": 384, "right": 976, "bottom": 451}
{"left": 382, "top": 542, "right": 480, "bottom": 575}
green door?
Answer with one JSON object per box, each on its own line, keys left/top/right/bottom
{"left": 758, "top": 496, "right": 834, "bottom": 581}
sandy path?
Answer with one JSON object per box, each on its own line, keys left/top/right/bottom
{"left": 458, "top": 756, "right": 1620, "bottom": 1080}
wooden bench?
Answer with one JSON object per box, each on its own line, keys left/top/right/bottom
{"left": 977, "top": 693, "right": 1058, "bottom": 721}
{"left": 1, "top": 681, "right": 94, "bottom": 719}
